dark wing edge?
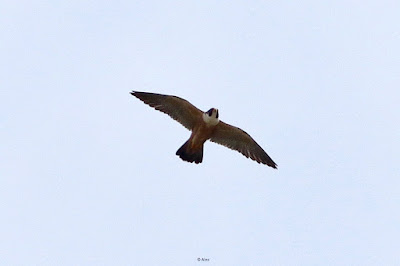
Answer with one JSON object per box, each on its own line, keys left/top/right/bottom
{"left": 210, "top": 121, "right": 277, "bottom": 168}
{"left": 130, "top": 91, "right": 203, "bottom": 130}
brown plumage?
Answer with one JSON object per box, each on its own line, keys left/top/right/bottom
{"left": 131, "top": 91, "right": 277, "bottom": 168}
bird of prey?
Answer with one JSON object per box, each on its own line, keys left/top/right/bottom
{"left": 131, "top": 91, "right": 277, "bottom": 168}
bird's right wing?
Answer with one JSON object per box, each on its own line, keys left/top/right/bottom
{"left": 210, "top": 121, "right": 277, "bottom": 168}
{"left": 131, "top": 91, "right": 203, "bottom": 130}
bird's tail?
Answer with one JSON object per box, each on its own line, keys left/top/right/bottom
{"left": 176, "top": 140, "right": 203, "bottom": 164}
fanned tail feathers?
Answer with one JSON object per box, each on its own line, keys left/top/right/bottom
{"left": 176, "top": 140, "right": 203, "bottom": 164}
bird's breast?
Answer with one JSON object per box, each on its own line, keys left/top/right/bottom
{"left": 190, "top": 122, "right": 217, "bottom": 146}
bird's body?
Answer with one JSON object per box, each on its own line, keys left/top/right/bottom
{"left": 176, "top": 109, "right": 219, "bottom": 164}
{"left": 131, "top": 91, "right": 277, "bottom": 168}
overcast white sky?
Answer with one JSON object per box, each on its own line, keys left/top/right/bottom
{"left": 1, "top": 1, "right": 399, "bottom": 265}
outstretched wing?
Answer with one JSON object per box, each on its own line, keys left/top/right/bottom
{"left": 210, "top": 121, "right": 277, "bottom": 168}
{"left": 131, "top": 91, "right": 203, "bottom": 130}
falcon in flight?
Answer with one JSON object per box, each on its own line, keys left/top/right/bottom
{"left": 131, "top": 91, "right": 277, "bottom": 168}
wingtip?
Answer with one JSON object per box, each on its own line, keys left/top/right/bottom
{"left": 269, "top": 162, "right": 278, "bottom": 169}
{"left": 131, "top": 91, "right": 142, "bottom": 98}
{"left": 131, "top": 91, "right": 150, "bottom": 97}
{"left": 264, "top": 161, "right": 278, "bottom": 169}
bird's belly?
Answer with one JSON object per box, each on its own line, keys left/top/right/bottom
{"left": 190, "top": 124, "right": 216, "bottom": 148}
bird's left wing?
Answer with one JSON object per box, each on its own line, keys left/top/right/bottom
{"left": 210, "top": 121, "right": 277, "bottom": 168}
{"left": 131, "top": 91, "right": 203, "bottom": 130}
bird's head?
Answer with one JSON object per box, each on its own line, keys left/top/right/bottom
{"left": 206, "top": 108, "right": 219, "bottom": 118}
{"left": 203, "top": 108, "right": 219, "bottom": 126}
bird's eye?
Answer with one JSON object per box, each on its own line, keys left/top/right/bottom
{"left": 207, "top": 109, "right": 213, "bottom": 116}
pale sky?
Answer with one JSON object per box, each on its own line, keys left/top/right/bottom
{"left": 1, "top": 1, "right": 399, "bottom": 265}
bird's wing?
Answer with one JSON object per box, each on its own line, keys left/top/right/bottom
{"left": 131, "top": 91, "right": 203, "bottom": 130}
{"left": 210, "top": 121, "right": 277, "bottom": 168}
